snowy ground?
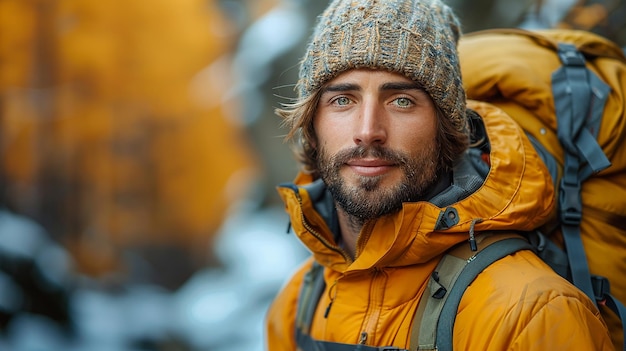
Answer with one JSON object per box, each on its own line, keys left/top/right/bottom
{"left": 0, "top": 204, "right": 309, "bottom": 351}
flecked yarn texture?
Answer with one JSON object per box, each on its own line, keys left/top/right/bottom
{"left": 297, "top": 0, "right": 467, "bottom": 134}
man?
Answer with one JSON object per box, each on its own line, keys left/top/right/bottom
{"left": 265, "top": 0, "right": 613, "bottom": 349}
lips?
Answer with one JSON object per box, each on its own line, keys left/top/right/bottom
{"left": 346, "top": 158, "right": 396, "bottom": 177}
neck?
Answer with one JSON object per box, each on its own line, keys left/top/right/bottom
{"left": 336, "top": 207, "right": 366, "bottom": 259}
{"left": 334, "top": 169, "right": 453, "bottom": 259}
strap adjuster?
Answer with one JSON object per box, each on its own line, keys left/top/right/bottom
{"left": 561, "top": 207, "right": 582, "bottom": 226}
{"left": 557, "top": 43, "right": 586, "bottom": 67}
{"left": 591, "top": 275, "right": 611, "bottom": 302}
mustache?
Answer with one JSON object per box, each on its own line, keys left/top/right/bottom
{"left": 330, "top": 145, "right": 409, "bottom": 166}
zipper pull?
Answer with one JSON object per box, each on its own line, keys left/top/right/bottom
{"left": 468, "top": 218, "right": 483, "bottom": 251}
{"left": 324, "top": 279, "right": 339, "bottom": 318}
{"left": 359, "top": 332, "right": 368, "bottom": 344}
{"left": 324, "top": 300, "right": 333, "bottom": 318}
{"left": 285, "top": 220, "right": 292, "bottom": 234}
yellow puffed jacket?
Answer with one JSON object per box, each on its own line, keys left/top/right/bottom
{"left": 266, "top": 101, "right": 613, "bottom": 350}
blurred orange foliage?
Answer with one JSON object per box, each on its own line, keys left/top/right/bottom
{"left": 558, "top": 0, "right": 626, "bottom": 45}
{"left": 0, "top": 0, "right": 258, "bottom": 283}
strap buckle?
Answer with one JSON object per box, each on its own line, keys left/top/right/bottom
{"left": 559, "top": 181, "right": 582, "bottom": 226}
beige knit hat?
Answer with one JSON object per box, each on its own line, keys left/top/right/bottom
{"left": 297, "top": 0, "right": 467, "bottom": 134}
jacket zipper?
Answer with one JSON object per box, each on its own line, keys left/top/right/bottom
{"left": 292, "top": 187, "right": 352, "bottom": 263}
{"left": 290, "top": 186, "right": 353, "bottom": 320}
{"left": 361, "top": 268, "right": 386, "bottom": 345}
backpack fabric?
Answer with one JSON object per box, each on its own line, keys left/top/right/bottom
{"left": 458, "top": 28, "right": 626, "bottom": 350}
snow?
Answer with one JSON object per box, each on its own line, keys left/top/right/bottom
{"left": 0, "top": 205, "right": 309, "bottom": 351}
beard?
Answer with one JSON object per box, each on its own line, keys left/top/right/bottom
{"left": 317, "top": 141, "right": 440, "bottom": 223}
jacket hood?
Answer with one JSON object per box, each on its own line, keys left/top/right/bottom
{"left": 277, "top": 100, "right": 555, "bottom": 273}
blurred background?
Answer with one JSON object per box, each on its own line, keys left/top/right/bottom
{"left": 0, "top": 0, "right": 624, "bottom": 350}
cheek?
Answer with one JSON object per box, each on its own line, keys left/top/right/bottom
{"left": 396, "top": 119, "right": 437, "bottom": 148}
{"left": 313, "top": 118, "right": 343, "bottom": 150}
{"left": 315, "top": 139, "right": 336, "bottom": 160}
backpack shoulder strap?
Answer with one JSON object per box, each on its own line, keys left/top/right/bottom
{"left": 295, "top": 260, "right": 325, "bottom": 338}
{"left": 411, "top": 233, "right": 533, "bottom": 351}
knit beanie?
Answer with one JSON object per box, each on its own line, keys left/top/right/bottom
{"left": 297, "top": 0, "right": 467, "bottom": 134}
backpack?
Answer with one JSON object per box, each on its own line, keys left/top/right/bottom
{"left": 293, "top": 28, "right": 626, "bottom": 351}
{"left": 459, "top": 28, "right": 626, "bottom": 350}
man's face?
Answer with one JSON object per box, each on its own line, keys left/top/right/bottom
{"left": 314, "top": 69, "right": 440, "bottom": 221}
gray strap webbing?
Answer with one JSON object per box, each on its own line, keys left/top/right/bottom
{"left": 605, "top": 294, "right": 626, "bottom": 351}
{"left": 435, "top": 238, "right": 533, "bottom": 351}
{"left": 552, "top": 43, "right": 611, "bottom": 304}
{"left": 296, "top": 262, "right": 326, "bottom": 334}
{"left": 606, "top": 294, "right": 626, "bottom": 340}
{"left": 552, "top": 43, "right": 610, "bottom": 174}
{"left": 553, "top": 43, "right": 626, "bottom": 351}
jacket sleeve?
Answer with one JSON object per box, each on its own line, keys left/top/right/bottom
{"left": 508, "top": 294, "right": 613, "bottom": 350}
{"left": 265, "top": 258, "right": 313, "bottom": 351}
{"left": 453, "top": 251, "right": 613, "bottom": 351}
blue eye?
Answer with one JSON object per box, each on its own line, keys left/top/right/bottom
{"left": 395, "top": 97, "right": 412, "bottom": 107}
{"left": 335, "top": 96, "right": 351, "bottom": 106}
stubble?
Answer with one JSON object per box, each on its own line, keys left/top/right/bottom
{"left": 317, "top": 142, "right": 440, "bottom": 224}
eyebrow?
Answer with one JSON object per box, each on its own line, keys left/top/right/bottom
{"left": 321, "top": 81, "right": 424, "bottom": 94}
{"left": 322, "top": 83, "right": 359, "bottom": 93}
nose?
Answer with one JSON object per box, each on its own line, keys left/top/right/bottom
{"left": 353, "top": 102, "right": 387, "bottom": 146}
